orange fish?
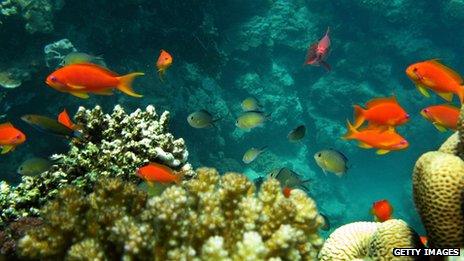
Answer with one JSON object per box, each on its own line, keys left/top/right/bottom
{"left": 46, "top": 63, "right": 144, "bottom": 99}
{"left": 136, "top": 162, "right": 180, "bottom": 185}
{"left": 283, "top": 186, "right": 292, "bottom": 198}
{"left": 57, "top": 109, "right": 75, "bottom": 130}
{"left": 353, "top": 96, "right": 410, "bottom": 129}
{"left": 371, "top": 199, "right": 393, "bottom": 222}
{"left": 0, "top": 122, "right": 26, "bottom": 154}
{"left": 420, "top": 104, "right": 460, "bottom": 132}
{"left": 156, "top": 49, "right": 173, "bottom": 80}
{"left": 420, "top": 236, "right": 428, "bottom": 247}
{"left": 343, "top": 121, "right": 409, "bottom": 155}
{"left": 406, "top": 60, "right": 464, "bottom": 103}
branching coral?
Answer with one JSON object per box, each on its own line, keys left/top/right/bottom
{"left": 17, "top": 167, "right": 325, "bottom": 259}
{"left": 319, "top": 219, "right": 422, "bottom": 260}
{"left": 413, "top": 105, "right": 464, "bottom": 248}
{"left": 0, "top": 105, "right": 193, "bottom": 227}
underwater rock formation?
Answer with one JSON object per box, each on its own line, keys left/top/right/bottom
{"left": 17, "top": 168, "right": 325, "bottom": 259}
{"left": 0, "top": 0, "right": 64, "bottom": 34}
{"left": 0, "top": 105, "right": 193, "bottom": 227}
{"left": 413, "top": 105, "right": 464, "bottom": 248}
{"left": 319, "top": 219, "right": 422, "bottom": 260}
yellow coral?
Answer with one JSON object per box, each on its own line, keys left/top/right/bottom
{"left": 413, "top": 151, "right": 464, "bottom": 247}
{"left": 319, "top": 219, "right": 421, "bottom": 260}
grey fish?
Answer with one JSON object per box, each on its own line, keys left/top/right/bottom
{"left": 21, "top": 114, "right": 79, "bottom": 138}
{"left": 320, "top": 213, "right": 330, "bottom": 231}
{"left": 268, "top": 167, "right": 311, "bottom": 190}
{"left": 288, "top": 125, "right": 306, "bottom": 142}
{"left": 187, "top": 110, "right": 220, "bottom": 128}
{"left": 314, "top": 149, "right": 348, "bottom": 177}
{"left": 17, "top": 157, "right": 52, "bottom": 176}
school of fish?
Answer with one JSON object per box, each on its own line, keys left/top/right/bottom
{"left": 1, "top": 28, "right": 462, "bottom": 234}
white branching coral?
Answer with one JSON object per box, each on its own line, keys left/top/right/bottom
{"left": 0, "top": 104, "right": 193, "bottom": 227}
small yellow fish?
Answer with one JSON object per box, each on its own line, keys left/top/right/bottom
{"left": 17, "top": 157, "right": 52, "bottom": 176}
{"left": 235, "top": 111, "right": 270, "bottom": 130}
{"left": 138, "top": 182, "right": 168, "bottom": 197}
{"left": 314, "top": 149, "right": 348, "bottom": 176}
{"left": 187, "top": 110, "right": 220, "bottom": 128}
{"left": 242, "top": 146, "right": 267, "bottom": 164}
{"left": 241, "top": 97, "right": 261, "bottom": 111}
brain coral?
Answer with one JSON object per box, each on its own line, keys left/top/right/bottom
{"left": 0, "top": 104, "right": 193, "bottom": 227}
{"left": 17, "top": 168, "right": 325, "bottom": 260}
{"left": 319, "top": 219, "right": 422, "bottom": 260}
{"left": 413, "top": 105, "right": 464, "bottom": 248}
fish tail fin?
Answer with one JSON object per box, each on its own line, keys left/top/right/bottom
{"left": 320, "top": 60, "right": 331, "bottom": 71}
{"left": 117, "top": 72, "right": 144, "bottom": 98}
{"left": 342, "top": 120, "right": 358, "bottom": 140}
{"left": 353, "top": 105, "right": 365, "bottom": 129}
{"left": 458, "top": 86, "right": 464, "bottom": 104}
{"left": 158, "top": 69, "right": 165, "bottom": 82}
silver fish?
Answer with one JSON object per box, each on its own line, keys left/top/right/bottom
{"left": 268, "top": 167, "right": 310, "bottom": 190}
{"left": 187, "top": 110, "right": 220, "bottom": 128}
{"left": 314, "top": 149, "right": 348, "bottom": 177}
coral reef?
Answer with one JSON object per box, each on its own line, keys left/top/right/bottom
{"left": 0, "top": 0, "right": 64, "bottom": 33}
{"left": 0, "top": 105, "right": 193, "bottom": 227}
{"left": 319, "top": 219, "right": 422, "bottom": 260}
{"left": 0, "top": 217, "right": 42, "bottom": 257}
{"left": 17, "top": 168, "right": 325, "bottom": 259}
{"left": 412, "top": 106, "right": 464, "bottom": 248}
{"left": 43, "top": 38, "right": 78, "bottom": 68}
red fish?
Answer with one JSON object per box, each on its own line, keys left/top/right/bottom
{"left": 371, "top": 199, "right": 393, "bottom": 222}
{"left": 46, "top": 63, "right": 144, "bottom": 99}
{"left": 57, "top": 109, "right": 75, "bottom": 130}
{"left": 406, "top": 60, "right": 464, "bottom": 103}
{"left": 353, "top": 96, "right": 410, "bottom": 129}
{"left": 136, "top": 162, "right": 181, "bottom": 185}
{"left": 0, "top": 122, "right": 26, "bottom": 154}
{"left": 283, "top": 186, "right": 292, "bottom": 198}
{"left": 343, "top": 121, "right": 409, "bottom": 155}
{"left": 420, "top": 236, "right": 428, "bottom": 247}
{"left": 156, "top": 49, "right": 173, "bottom": 80}
{"left": 304, "top": 27, "right": 331, "bottom": 71}
{"left": 420, "top": 104, "right": 460, "bottom": 132}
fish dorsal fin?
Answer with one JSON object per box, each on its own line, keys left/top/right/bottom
{"left": 365, "top": 96, "right": 398, "bottom": 109}
{"left": 427, "top": 59, "right": 463, "bottom": 83}
{"left": 73, "top": 63, "right": 119, "bottom": 77}
{"left": 0, "top": 122, "right": 13, "bottom": 128}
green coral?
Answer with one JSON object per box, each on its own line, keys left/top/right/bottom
{"left": 0, "top": 105, "right": 193, "bottom": 227}
{"left": 17, "top": 167, "right": 325, "bottom": 260}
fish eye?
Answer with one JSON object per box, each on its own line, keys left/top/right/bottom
{"left": 412, "top": 67, "right": 418, "bottom": 72}
{"left": 19, "top": 167, "right": 23, "bottom": 171}
{"left": 317, "top": 153, "right": 321, "bottom": 157}
{"left": 165, "top": 57, "right": 169, "bottom": 60}
{"left": 50, "top": 76, "right": 57, "bottom": 82}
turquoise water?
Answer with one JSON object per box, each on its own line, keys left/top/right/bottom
{"left": 1, "top": 0, "right": 462, "bottom": 237}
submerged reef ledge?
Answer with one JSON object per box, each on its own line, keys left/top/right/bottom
{"left": 0, "top": 104, "right": 194, "bottom": 227}
{"left": 16, "top": 168, "right": 325, "bottom": 260}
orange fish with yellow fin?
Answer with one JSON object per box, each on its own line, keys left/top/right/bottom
{"left": 156, "top": 49, "right": 173, "bottom": 81}
{"left": 420, "top": 104, "right": 460, "bottom": 132}
{"left": 136, "top": 162, "right": 181, "bottom": 185}
{"left": 352, "top": 96, "right": 410, "bottom": 129}
{"left": 46, "top": 63, "right": 144, "bottom": 99}
{"left": 406, "top": 59, "right": 464, "bottom": 103}
{"left": 343, "top": 121, "right": 409, "bottom": 155}
{"left": 0, "top": 122, "right": 26, "bottom": 154}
